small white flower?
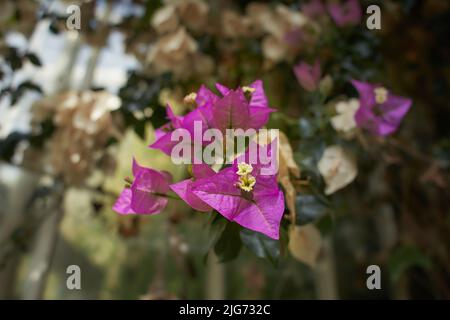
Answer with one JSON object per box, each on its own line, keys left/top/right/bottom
{"left": 330, "top": 98, "right": 360, "bottom": 135}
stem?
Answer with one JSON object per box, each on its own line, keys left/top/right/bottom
{"left": 388, "top": 138, "right": 441, "bottom": 165}
{"left": 205, "top": 251, "right": 225, "bottom": 300}
{"left": 81, "top": 186, "right": 181, "bottom": 201}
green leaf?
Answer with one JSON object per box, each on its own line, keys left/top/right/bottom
{"left": 29, "top": 119, "right": 55, "bottom": 148}
{"left": 240, "top": 229, "right": 280, "bottom": 266}
{"left": 388, "top": 245, "right": 432, "bottom": 282}
{"left": 316, "top": 214, "right": 334, "bottom": 236}
{"left": 206, "top": 213, "right": 226, "bottom": 249}
{"left": 7, "top": 48, "right": 23, "bottom": 70}
{"left": 214, "top": 221, "right": 242, "bottom": 262}
{"left": 294, "top": 139, "right": 326, "bottom": 180}
{"left": 17, "top": 81, "right": 43, "bottom": 93}
{"left": 10, "top": 81, "right": 43, "bottom": 105}
{"left": 49, "top": 20, "right": 60, "bottom": 34}
{"left": 295, "top": 194, "right": 329, "bottom": 225}
{"left": 202, "top": 213, "right": 226, "bottom": 265}
{"left": 25, "top": 53, "right": 42, "bottom": 67}
{"left": 133, "top": 120, "right": 146, "bottom": 140}
{"left": 0, "top": 132, "right": 28, "bottom": 161}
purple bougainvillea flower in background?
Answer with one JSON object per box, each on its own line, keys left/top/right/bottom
{"left": 327, "top": 0, "right": 362, "bottom": 27}
{"left": 113, "top": 159, "right": 172, "bottom": 215}
{"left": 191, "top": 141, "right": 284, "bottom": 239}
{"left": 351, "top": 80, "right": 412, "bottom": 136}
{"left": 302, "top": 0, "right": 326, "bottom": 19}
{"left": 293, "top": 60, "right": 321, "bottom": 92}
{"left": 170, "top": 164, "right": 215, "bottom": 212}
{"left": 284, "top": 29, "right": 304, "bottom": 46}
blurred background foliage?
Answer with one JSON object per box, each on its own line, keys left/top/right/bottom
{"left": 0, "top": 0, "right": 449, "bottom": 299}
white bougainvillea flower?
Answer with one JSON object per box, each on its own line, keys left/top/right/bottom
{"left": 330, "top": 98, "right": 359, "bottom": 135}
{"left": 318, "top": 145, "right": 357, "bottom": 195}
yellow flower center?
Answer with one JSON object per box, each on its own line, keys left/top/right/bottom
{"left": 243, "top": 86, "right": 256, "bottom": 100}
{"left": 237, "top": 162, "right": 253, "bottom": 176}
{"left": 374, "top": 87, "right": 388, "bottom": 104}
{"left": 237, "top": 174, "right": 256, "bottom": 192}
{"left": 183, "top": 92, "right": 197, "bottom": 106}
{"left": 242, "top": 86, "right": 256, "bottom": 94}
{"left": 236, "top": 162, "right": 256, "bottom": 192}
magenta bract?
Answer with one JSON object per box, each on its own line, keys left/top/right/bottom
{"left": 327, "top": 0, "right": 362, "bottom": 27}
{"left": 351, "top": 80, "right": 412, "bottom": 136}
{"left": 191, "top": 141, "right": 284, "bottom": 240}
{"left": 293, "top": 60, "right": 321, "bottom": 92}
{"left": 113, "top": 159, "right": 172, "bottom": 215}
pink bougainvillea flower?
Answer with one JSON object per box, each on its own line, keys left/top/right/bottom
{"left": 151, "top": 105, "right": 185, "bottom": 155}
{"left": 150, "top": 85, "right": 217, "bottom": 156}
{"left": 247, "top": 79, "right": 272, "bottom": 110}
{"left": 182, "top": 84, "right": 217, "bottom": 134}
{"left": 150, "top": 80, "right": 274, "bottom": 156}
{"left": 214, "top": 80, "right": 275, "bottom": 130}
{"left": 150, "top": 111, "right": 205, "bottom": 158}
{"left": 210, "top": 88, "right": 251, "bottom": 134}
{"left": 191, "top": 142, "right": 284, "bottom": 239}
{"left": 351, "top": 80, "right": 412, "bottom": 136}
{"left": 154, "top": 104, "right": 183, "bottom": 140}
{"left": 293, "top": 60, "right": 321, "bottom": 92}
{"left": 215, "top": 80, "right": 269, "bottom": 109}
{"left": 113, "top": 159, "right": 172, "bottom": 215}
{"left": 211, "top": 88, "right": 275, "bottom": 138}
{"left": 327, "top": 0, "right": 362, "bottom": 27}
{"left": 170, "top": 163, "right": 215, "bottom": 212}
{"left": 195, "top": 84, "right": 219, "bottom": 109}
{"left": 302, "top": 0, "right": 326, "bottom": 19}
